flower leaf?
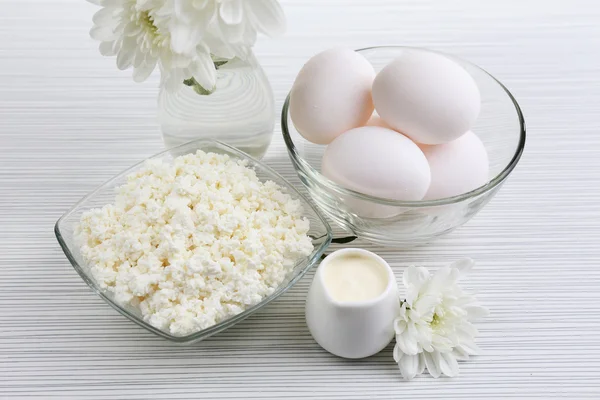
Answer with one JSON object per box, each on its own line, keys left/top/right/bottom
{"left": 214, "top": 60, "right": 229, "bottom": 68}
{"left": 183, "top": 77, "right": 215, "bottom": 95}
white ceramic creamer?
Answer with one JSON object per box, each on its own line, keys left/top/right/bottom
{"left": 305, "top": 248, "right": 400, "bottom": 359}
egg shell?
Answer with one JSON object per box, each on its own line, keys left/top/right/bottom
{"left": 321, "top": 126, "right": 431, "bottom": 201}
{"left": 420, "top": 131, "right": 489, "bottom": 200}
{"left": 365, "top": 113, "right": 390, "bottom": 128}
{"left": 372, "top": 51, "right": 481, "bottom": 145}
{"left": 290, "top": 48, "right": 375, "bottom": 145}
{"left": 336, "top": 196, "right": 407, "bottom": 219}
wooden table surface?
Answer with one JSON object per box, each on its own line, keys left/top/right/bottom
{"left": 1, "top": 0, "right": 599, "bottom": 398}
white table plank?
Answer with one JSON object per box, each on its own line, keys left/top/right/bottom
{"left": 1, "top": 0, "right": 600, "bottom": 398}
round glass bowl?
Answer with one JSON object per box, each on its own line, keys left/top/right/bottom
{"left": 282, "top": 46, "right": 525, "bottom": 248}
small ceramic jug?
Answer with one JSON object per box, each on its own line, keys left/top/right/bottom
{"left": 305, "top": 248, "right": 400, "bottom": 359}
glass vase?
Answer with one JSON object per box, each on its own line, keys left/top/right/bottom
{"left": 157, "top": 51, "right": 275, "bottom": 159}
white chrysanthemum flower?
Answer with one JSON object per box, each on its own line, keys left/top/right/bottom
{"left": 171, "top": 0, "right": 285, "bottom": 60}
{"left": 88, "top": 0, "right": 285, "bottom": 93}
{"left": 393, "top": 258, "right": 488, "bottom": 380}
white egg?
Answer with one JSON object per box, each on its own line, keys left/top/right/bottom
{"left": 365, "top": 113, "right": 390, "bottom": 128}
{"left": 290, "top": 48, "right": 375, "bottom": 145}
{"left": 420, "top": 131, "right": 489, "bottom": 200}
{"left": 321, "top": 126, "right": 431, "bottom": 202}
{"left": 372, "top": 51, "right": 481, "bottom": 145}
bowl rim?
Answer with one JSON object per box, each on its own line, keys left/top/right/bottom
{"left": 281, "top": 45, "right": 526, "bottom": 208}
{"left": 54, "top": 139, "right": 333, "bottom": 343}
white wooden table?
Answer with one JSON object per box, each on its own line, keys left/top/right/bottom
{"left": 2, "top": 0, "right": 600, "bottom": 398}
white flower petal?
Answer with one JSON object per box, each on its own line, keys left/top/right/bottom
{"left": 133, "top": 58, "right": 157, "bottom": 82}
{"left": 193, "top": 0, "right": 209, "bottom": 10}
{"left": 456, "top": 339, "right": 481, "bottom": 356}
{"left": 133, "top": 49, "right": 145, "bottom": 68}
{"left": 458, "top": 322, "right": 479, "bottom": 338}
{"left": 218, "top": 18, "right": 246, "bottom": 43}
{"left": 172, "top": 52, "right": 193, "bottom": 68}
{"left": 173, "top": 0, "right": 193, "bottom": 23}
{"left": 394, "top": 318, "right": 407, "bottom": 335}
{"left": 448, "top": 267, "right": 460, "bottom": 283}
{"left": 90, "top": 25, "right": 117, "bottom": 41}
{"left": 220, "top": 0, "right": 244, "bottom": 25}
{"left": 413, "top": 294, "right": 439, "bottom": 317}
{"left": 240, "top": 24, "right": 257, "bottom": 47}
{"left": 452, "top": 346, "right": 471, "bottom": 361}
{"left": 423, "top": 351, "right": 441, "bottom": 378}
{"left": 116, "top": 49, "right": 134, "bottom": 70}
{"left": 429, "top": 267, "right": 453, "bottom": 292}
{"left": 120, "top": 33, "right": 137, "bottom": 52}
{"left": 455, "top": 293, "right": 478, "bottom": 307}
{"left": 99, "top": 0, "right": 122, "bottom": 6}
{"left": 397, "top": 353, "right": 421, "bottom": 380}
{"left": 415, "top": 323, "right": 433, "bottom": 352}
{"left": 124, "top": 22, "right": 142, "bottom": 37}
{"left": 397, "top": 331, "right": 420, "bottom": 356}
{"left": 170, "top": 24, "right": 197, "bottom": 55}
{"left": 244, "top": 0, "right": 286, "bottom": 37}
{"left": 404, "top": 285, "right": 420, "bottom": 307}
{"left": 162, "top": 68, "right": 183, "bottom": 92}
{"left": 112, "top": 19, "right": 127, "bottom": 36}
{"left": 196, "top": 1, "right": 217, "bottom": 25}
{"left": 113, "top": 37, "right": 123, "bottom": 53}
{"left": 205, "top": 17, "right": 239, "bottom": 53}
{"left": 431, "top": 334, "right": 454, "bottom": 353}
{"left": 393, "top": 343, "right": 402, "bottom": 363}
{"left": 190, "top": 49, "right": 217, "bottom": 91}
{"left": 418, "top": 353, "right": 426, "bottom": 374}
{"left": 406, "top": 321, "right": 420, "bottom": 344}
{"left": 203, "top": 34, "right": 237, "bottom": 59}
{"left": 92, "top": 7, "right": 117, "bottom": 26}
{"left": 438, "top": 351, "right": 459, "bottom": 377}
{"left": 406, "top": 307, "right": 421, "bottom": 322}
{"left": 465, "top": 304, "right": 489, "bottom": 320}
{"left": 116, "top": 36, "right": 137, "bottom": 69}
{"left": 402, "top": 266, "right": 415, "bottom": 288}
{"left": 403, "top": 265, "right": 429, "bottom": 289}
{"left": 451, "top": 257, "right": 474, "bottom": 274}
{"left": 99, "top": 41, "right": 117, "bottom": 56}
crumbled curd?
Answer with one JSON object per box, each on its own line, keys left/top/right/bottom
{"left": 75, "top": 151, "right": 314, "bottom": 336}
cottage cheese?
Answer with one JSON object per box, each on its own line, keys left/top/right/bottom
{"left": 75, "top": 151, "right": 314, "bottom": 336}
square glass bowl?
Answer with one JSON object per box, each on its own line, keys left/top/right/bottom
{"left": 55, "top": 140, "right": 332, "bottom": 344}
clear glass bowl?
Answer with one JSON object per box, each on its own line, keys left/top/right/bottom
{"left": 55, "top": 140, "right": 332, "bottom": 344}
{"left": 281, "top": 46, "right": 526, "bottom": 248}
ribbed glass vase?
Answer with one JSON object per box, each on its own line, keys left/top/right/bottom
{"left": 158, "top": 51, "right": 275, "bottom": 159}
